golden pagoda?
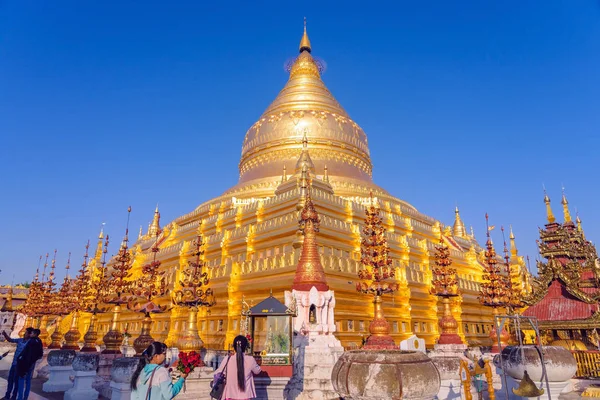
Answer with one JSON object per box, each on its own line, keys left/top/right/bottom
{"left": 93, "top": 23, "right": 497, "bottom": 349}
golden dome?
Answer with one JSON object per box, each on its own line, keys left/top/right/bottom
{"left": 232, "top": 25, "right": 376, "bottom": 197}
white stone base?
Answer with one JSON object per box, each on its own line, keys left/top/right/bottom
{"left": 256, "top": 376, "right": 291, "bottom": 400}
{"left": 170, "top": 366, "right": 214, "bottom": 400}
{"left": 284, "top": 333, "right": 343, "bottom": 400}
{"left": 42, "top": 365, "right": 74, "bottom": 392}
{"left": 110, "top": 381, "right": 131, "bottom": 400}
{"left": 93, "top": 353, "right": 121, "bottom": 399}
{"left": 34, "top": 349, "right": 50, "bottom": 379}
{"left": 64, "top": 370, "right": 98, "bottom": 400}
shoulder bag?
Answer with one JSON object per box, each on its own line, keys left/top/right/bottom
{"left": 210, "top": 355, "right": 231, "bottom": 400}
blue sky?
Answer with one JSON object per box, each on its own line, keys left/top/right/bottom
{"left": 1, "top": 1, "right": 599, "bottom": 283}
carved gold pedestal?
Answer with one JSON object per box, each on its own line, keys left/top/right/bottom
{"left": 437, "top": 297, "right": 463, "bottom": 345}
{"left": 102, "top": 305, "right": 124, "bottom": 355}
{"left": 177, "top": 306, "right": 204, "bottom": 352}
{"left": 364, "top": 295, "right": 396, "bottom": 350}
{"left": 490, "top": 308, "right": 509, "bottom": 353}
{"left": 48, "top": 315, "right": 64, "bottom": 349}
{"left": 38, "top": 315, "right": 49, "bottom": 347}
{"left": 81, "top": 313, "right": 98, "bottom": 352}
{"left": 62, "top": 312, "right": 81, "bottom": 350}
{"left": 133, "top": 313, "right": 154, "bottom": 355}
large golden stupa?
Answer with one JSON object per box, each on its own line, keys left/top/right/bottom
{"left": 90, "top": 25, "right": 530, "bottom": 349}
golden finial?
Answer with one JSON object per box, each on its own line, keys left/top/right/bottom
{"left": 95, "top": 223, "right": 106, "bottom": 259}
{"left": 452, "top": 206, "right": 466, "bottom": 238}
{"left": 323, "top": 165, "right": 329, "bottom": 183}
{"left": 576, "top": 210, "right": 585, "bottom": 239}
{"left": 470, "top": 226, "right": 475, "bottom": 238}
{"left": 138, "top": 226, "right": 143, "bottom": 240}
{"left": 148, "top": 204, "right": 161, "bottom": 237}
{"left": 299, "top": 17, "right": 311, "bottom": 53}
{"left": 561, "top": 187, "right": 572, "bottom": 223}
{"left": 509, "top": 225, "right": 518, "bottom": 258}
{"left": 543, "top": 188, "right": 556, "bottom": 224}
{"left": 281, "top": 165, "right": 288, "bottom": 184}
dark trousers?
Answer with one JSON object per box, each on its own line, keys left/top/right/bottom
{"left": 16, "top": 366, "right": 34, "bottom": 400}
{"left": 5, "top": 364, "right": 17, "bottom": 399}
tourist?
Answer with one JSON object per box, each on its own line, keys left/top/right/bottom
{"left": 15, "top": 328, "right": 43, "bottom": 400}
{"left": 214, "top": 335, "right": 261, "bottom": 400}
{"left": 131, "top": 342, "right": 186, "bottom": 400}
{"left": 2, "top": 327, "right": 32, "bottom": 400}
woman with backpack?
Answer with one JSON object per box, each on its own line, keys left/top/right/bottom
{"left": 213, "top": 335, "right": 261, "bottom": 400}
{"left": 131, "top": 342, "right": 187, "bottom": 400}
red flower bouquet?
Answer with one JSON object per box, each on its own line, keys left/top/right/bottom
{"left": 176, "top": 351, "right": 203, "bottom": 375}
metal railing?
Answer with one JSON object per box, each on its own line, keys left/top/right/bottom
{"left": 572, "top": 351, "right": 600, "bottom": 378}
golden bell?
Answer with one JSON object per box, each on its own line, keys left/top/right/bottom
{"left": 512, "top": 370, "right": 545, "bottom": 398}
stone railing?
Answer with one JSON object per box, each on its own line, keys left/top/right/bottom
{"left": 572, "top": 350, "right": 600, "bottom": 378}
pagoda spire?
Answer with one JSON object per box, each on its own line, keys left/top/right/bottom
{"left": 292, "top": 170, "right": 329, "bottom": 291}
{"left": 148, "top": 205, "right": 161, "bottom": 237}
{"left": 138, "top": 226, "right": 143, "bottom": 240}
{"left": 452, "top": 206, "right": 466, "bottom": 238}
{"left": 509, "top": 225, "right": 518, "bottom": 258}
{"left": 95, "top": 224, "right": 105, "bottom": 259}
{"left": 281, "top": 165, "right": 288, "bottom": 184}
{"left": 576, "top": 212, "right": 586, "bottom": 239}
{"left": 295, "top": 130, "right": 315, "bottom": 175}
{"left": 543, "top": 190, "right": 556, "bottom": 224}
{"left": 561, "top": 187, "right": 572, "bottom": 223}
{"left": 299, "top": 17, "right": 311, "bottom": 53}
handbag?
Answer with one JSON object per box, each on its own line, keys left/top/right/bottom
{"left": 144, "top": 366, "right": 158, "bottom": 400}
{"left": 210, "top": 355, "right": 231, "bottom": 400}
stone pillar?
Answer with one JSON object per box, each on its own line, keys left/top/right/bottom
{"left": 284, "top": 332, "right": 344, "bottom": 399}
{"left": 171, "top": 366, "right": 215, "bottom": 400}
{"left": 428, "top": 343, "right": 469, "bottom": 400}
{"left": 93, "top": 353, "right": 122, "bottom": 399}
{"left": 65, "top": 353, "right": 100, "bottom": 400}
{"left": 284, "top": 287, "right": 344, "bottom": 399}
{"left": 109, "top": 357, "right": 140, "bottom": 400}
{"left": 42, "top": 349, "right": 76, "bottom": 392}
{"left": 34, "top": 348, "right": 51, "bottom": 379}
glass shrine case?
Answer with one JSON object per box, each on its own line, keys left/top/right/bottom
{"left": 247, "top": 294, "right": 295, "bottom": 367}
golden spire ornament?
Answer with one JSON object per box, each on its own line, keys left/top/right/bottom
{"left": 292, "top": 171, "right": 328, "bottom": 291}
{"left": 501, "top": 227, "right": 523, "bottom": 314}
{"left": 478, "top": 214, "right": 510, "bottom": 353}
{"left": 543, "top": 189, "right": 556, "bottom": 224}
{"left": 131, "top": 226, "right": 168, "bottom": 355}
{"left": 561, "top": 187, "right": 572, "bottom": 223}
{"left": 48, "top": 253, "right": 74, "bottom": 349}
{"left": 356, "top": 193, "right": 398, "bottom": 349}
{"left": 62, "top": 242, "right": 92, "bottom": 350}
{"left": 172, "top": 222, "right": 216, "bottom": 351}
{"left": 431, "top": 234, "right": 463, "bottom": 344}
{"left": 452, "top": 206, "right": 466, "bottom": 238}
{"left": 102, "top": 206, "right": 136, "bottom": 354}
{"left": 37, "top": 250, "right": 58, "bottom": 347}
{"left": 299, "top": 17, "right": 311, "bottom": 53}
{"left": 81, "top": 234, "right": 110, "bottom": 352}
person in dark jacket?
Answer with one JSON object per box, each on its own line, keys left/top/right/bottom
{"left": 2, "top": 328, "right": 32, "bottom": 400}
{"left": 15, "top": 329, "right": 43, "bottom": 400}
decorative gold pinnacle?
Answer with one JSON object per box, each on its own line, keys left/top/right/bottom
{"left": 357, "top": 193, "right": 397, "bottom": 349}
{"left": 299, "top": 17, "right": 311, "bottom": 53}
{"left": 172, "top": 222, "right": 216, "bottom": 351}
